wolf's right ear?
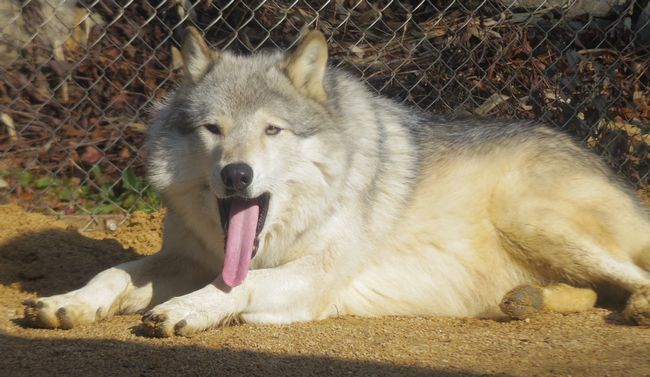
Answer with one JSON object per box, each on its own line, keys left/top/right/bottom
{"left": 284, "top": 30, "right": 328, "bottom": 102}
{"left": 181, "top": 27, "right": 218, "bottom": 82}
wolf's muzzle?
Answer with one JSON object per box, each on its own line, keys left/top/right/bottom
{"left": 221, "top": 162, "right": 253, "bottom": 193}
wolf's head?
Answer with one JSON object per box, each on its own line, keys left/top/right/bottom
{"left": 147, "top": 28, "right": 347, "bottom": 287}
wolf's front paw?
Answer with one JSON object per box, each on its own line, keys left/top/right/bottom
{"left": 141, "top": 297, "right": 219, "bottom": 338}
{"left": 23, "top": 295, "right": 103, "bottom": 329}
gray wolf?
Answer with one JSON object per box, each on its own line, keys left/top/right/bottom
{"left": 23, "top": 28, "right": 650, "bottom": 336}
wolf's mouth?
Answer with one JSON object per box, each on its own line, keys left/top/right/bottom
{"left": 218, "top": 193, "right": 270, "bottom": 251}
{"left": 217, "top": 193, "right": 270, "bottom": 287}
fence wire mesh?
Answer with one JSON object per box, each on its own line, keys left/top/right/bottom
{"left": 1, "top": 0, "right": 649, "bottom": 227}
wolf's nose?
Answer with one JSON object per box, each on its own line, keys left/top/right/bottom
{"left": 221, "top": 163, "right": 253, "bottom": 192}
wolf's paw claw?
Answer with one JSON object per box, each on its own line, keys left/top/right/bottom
{"left": 141, "top": 300, "right": 212, "bottom": 338}
{"left": 500, "top": 284, "right": 544, "bottom": 320}
{"left": 174, "top": 320, "right": 189, "bottom": 334}
{"left": 56, "top": 307, "right": 74, "bottom": 329}
{"left": 23, "top": 299, "right": 44, "bottom": 308}
{"left": 141, "top": 310, "right": 176, "bottom": 337}
{"left": 141, "top": 311, "right": 177, "bottom": 338}
{"left": 141, "top": 311, "right": 153, "bottom": 322}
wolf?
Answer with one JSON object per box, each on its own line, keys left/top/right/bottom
{"left": 23, "top": 28, "right": 650, "bottom": 336}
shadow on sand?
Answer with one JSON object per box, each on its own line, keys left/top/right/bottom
{"left": 0, "top": 332, "right": 508, "bottom": 377}
{"left": 0, "top": 228, "right": 139, "bottom": 296}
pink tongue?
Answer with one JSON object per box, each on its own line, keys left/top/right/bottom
{"left": 222, "top": 198, "right": 259, "bottom": 287}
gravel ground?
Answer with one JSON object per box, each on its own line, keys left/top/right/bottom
{"left": 0, "top": 204, "right": 648, "bottom": 377}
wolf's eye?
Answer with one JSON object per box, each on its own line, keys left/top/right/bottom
{"left": 203, "top": 123, "right": 222, "bottom": 135}
{"left": 265, "top": 124, "right": 282, "bottom": 136}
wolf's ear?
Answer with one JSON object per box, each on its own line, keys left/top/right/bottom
{"left": 181, "top": 27, "right": 218, "bottom": 82}
{"left": 284, "top": 30, "right": 328, "bottom": 102}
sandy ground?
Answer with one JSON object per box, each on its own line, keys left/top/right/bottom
{"left": 0, "top": 204, "right": 648, "bottom": 377}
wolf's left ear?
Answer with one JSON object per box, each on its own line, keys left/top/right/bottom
{"left": 181, "top": 27, "right": 219, "bottom": 82}
{"left": 284, "top": 30, "right": 328, "bottom": 102}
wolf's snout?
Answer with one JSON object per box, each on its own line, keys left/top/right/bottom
{"left": 221, "top": 163, "right": 254, "bottom": 192}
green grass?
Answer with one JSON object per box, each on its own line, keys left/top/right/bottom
{"left": 0, "top": 166, "right": 160, "bottom": 215}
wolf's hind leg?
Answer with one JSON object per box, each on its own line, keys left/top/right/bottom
{"left": 492, "top": 170, "right": 650, "bottom": 323}
{"left": 501, "top": 219, "right": 650, "bottom": 324}
{"left": 624, "top": 286, "right": 650, "bottom": 325}
{"left": 500, "top": 283, "right": 597, "bottom": 319}
{"left": 624, "top": 246, "right": 650, "bottom": 325}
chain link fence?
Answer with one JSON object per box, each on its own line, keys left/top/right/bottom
{"left": 1, "top": 0, "right": 649, "bottom": 228}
